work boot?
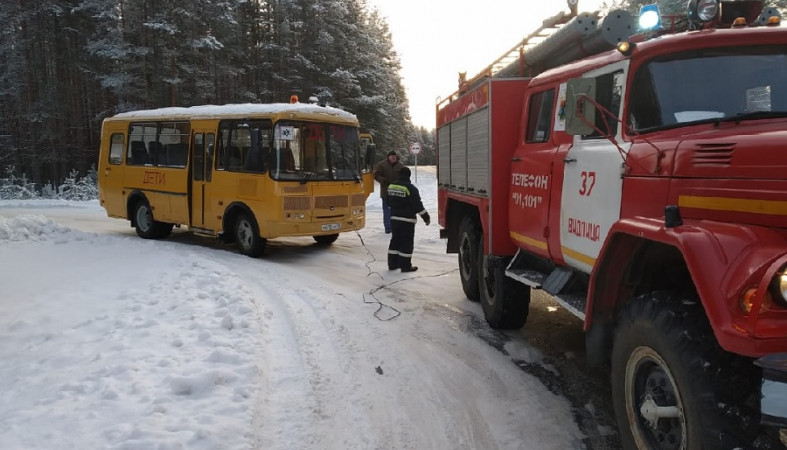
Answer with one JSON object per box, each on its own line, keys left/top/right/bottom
{"left": 401, "top": 266, "right": 418, "bottom": 273}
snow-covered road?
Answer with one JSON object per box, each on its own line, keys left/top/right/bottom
{"left": 0, "top": 167, "right": 596, "bottom": 449}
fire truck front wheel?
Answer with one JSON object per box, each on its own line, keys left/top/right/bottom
{"left": 479, "top": 254, "right": 529, "bottom": 329}
{"left": 611, "top": 291, "right": 764, "bottom": 449}
{"left": 458, "top": 217, "right": 481, "bottom": 301}
{"left": 234, "top": 213, "right": 266, "bottom": 257}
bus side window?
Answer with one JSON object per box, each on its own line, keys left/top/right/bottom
{"left": 193, "top": 133, "right": 204, "bottom": 181}
{"left": 129, "top": 140, "right": 149, "bottom": 165}
{"left": 228, "top": 146, "right": 242, "bottom": 170}
{"left": 149, "top": 141, "right": 166, "bottom": 166}
{"left": 109, "top": 134, "right": 124, "bottom": 164}
{"left": 244, "top": 126, "right": 269, "bottom": 173}
{"left": 216, "top": 122, "right": 230, "bottom": 170}
{"left": 205, "top": 134, "right": 215, "bottom": 182}
{"left": 127, "top": 123, "right": 155, "bottom": 165}
{"left": 167, "top": 143, "right": 188, "bottom": 167}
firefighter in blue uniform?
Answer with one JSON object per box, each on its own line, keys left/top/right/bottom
{"left": 386, "top": 166, "right": 430, "bottom": 272}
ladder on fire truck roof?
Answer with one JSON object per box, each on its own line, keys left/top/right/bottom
{"left": 441, "top": 9, "right": 583, "bottom": 106}
{"left": 487, "top": 11, "right": 577, "bottom": 78}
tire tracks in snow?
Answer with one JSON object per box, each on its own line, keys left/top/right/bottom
{"left": 229, "top": 262, "right": 378, "bottom": 449}
{"left": 220, "top": 252, "right": 584, "bottom": 450}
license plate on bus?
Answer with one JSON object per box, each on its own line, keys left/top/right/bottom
{"left": 321, "top": 223, "right": 341, "bottom": 231}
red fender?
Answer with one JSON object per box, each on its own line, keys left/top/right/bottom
{"left": 588, "top": 217, "right": 787, "bottom": 357}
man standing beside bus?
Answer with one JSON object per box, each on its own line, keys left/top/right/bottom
{"left": 374, "top": 150, "right": 403, "bottom": 234}
{"left": 387, "top": 167, "right": 430, "bottom": 272}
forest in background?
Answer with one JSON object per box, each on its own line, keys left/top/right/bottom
{"left": 0, "top": 0, "right": 435, "bottom": 192}
{"left": 3, "top": 0, "right": 785, "bottom": 192}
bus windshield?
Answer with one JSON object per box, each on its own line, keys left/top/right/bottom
{"left": 628, "top": 45, "right": 787, "bottom": 133}
{"left": 272, "top": 121, "right": 361, "bottom": 182}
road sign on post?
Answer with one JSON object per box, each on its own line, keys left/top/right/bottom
{"left": 409, "top": 143, "right": 421, "bottom": 183}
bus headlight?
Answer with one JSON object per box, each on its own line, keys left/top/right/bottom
{"left": 688, "top": 0, "right": 719, "bottom": 23}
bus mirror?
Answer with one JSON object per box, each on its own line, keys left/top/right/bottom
{"left": 565, "top": 78, "right": 597, "bottom": 136}
{"left": 365, "top": 143, "right": 376, "bottom": 168}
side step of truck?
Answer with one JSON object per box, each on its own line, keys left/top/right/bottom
{"left": 505, "top": 250, "right": 588, "bottom": 320}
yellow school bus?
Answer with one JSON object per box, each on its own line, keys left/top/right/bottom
{"left": 97, "top": 101, "right": 376, "bottom": 256}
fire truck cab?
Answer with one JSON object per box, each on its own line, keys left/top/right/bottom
{"left": 437, "top": 1, "right": 787, "bottom": 448}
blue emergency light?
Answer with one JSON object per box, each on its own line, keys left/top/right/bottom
{"left": 638, "top": 4, "right": 662, "bottom": 30}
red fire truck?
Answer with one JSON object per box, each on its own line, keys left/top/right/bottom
{"left": 437, "top": 1, "right": 787, "bottom": 448}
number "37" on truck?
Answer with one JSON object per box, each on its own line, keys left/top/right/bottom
{"left": 579, "top": 171, "right": 596, "bottom": 196}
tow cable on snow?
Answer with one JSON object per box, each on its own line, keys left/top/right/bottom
{"left": 351, "top": 224, "right": 458, "bottom": 322}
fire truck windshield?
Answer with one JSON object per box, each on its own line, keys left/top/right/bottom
{"left": 628, "top": 45, "right": 787, "bottom": 133}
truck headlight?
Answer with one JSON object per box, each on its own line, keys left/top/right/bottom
{"left": 688, "top": 0, "right": 719, "bottom": 23}
{"left": 771, "top": 270, "right": 787, "bottom": 308}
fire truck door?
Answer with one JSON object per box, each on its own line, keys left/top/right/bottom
{"left": 559, "top": 63, "right": 629, "bottom": 273}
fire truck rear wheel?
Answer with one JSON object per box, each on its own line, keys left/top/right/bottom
{"left": 234, "top": 212, "right": 266, "bottom": 257}
{"left": 478, "top": 254, "right": 529, "bottom": 329}
{"left": 458, "top": 217, "right": 481, "bottom": 301}
{"left": 611, "top": 291, "right": 766, "bottom": 450}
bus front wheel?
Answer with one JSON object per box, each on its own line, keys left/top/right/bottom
{"left": 234, "top": 213, "right": 266, "bottom": 257}
{"left": 313, "top": 234, "right": 339, "bottom": 245}
{"left": 133, "top": 201, "right": 172, "bottom": 239}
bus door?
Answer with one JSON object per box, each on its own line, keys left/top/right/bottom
{"left": 360, "top": 133, "right": 376, "bottom": 197}
{"left": 190, "top": 129, "right": 216, "bottom": 229}
{"left": 98, "top": 122, "right": 128, "bottom": 218}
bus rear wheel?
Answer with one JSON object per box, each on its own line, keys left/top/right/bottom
{"left": 234, "top": 213, "right": 266, "bottom": 257}
{"left": 313, "top": 234, "right": 339, "bottom": 245}
{"left": 133, "top": 201, "right": 172, "bottom": 239}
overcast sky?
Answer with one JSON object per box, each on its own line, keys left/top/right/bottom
{"left": 366, "top": 0, "right": 606, "bottom": 128}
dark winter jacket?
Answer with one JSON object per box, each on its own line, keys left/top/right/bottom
{"left": 374, "top": 158, "right": 403, "bottom": 199}
{"left": 387, "top": 174, "right": 430, "bottom": 224}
